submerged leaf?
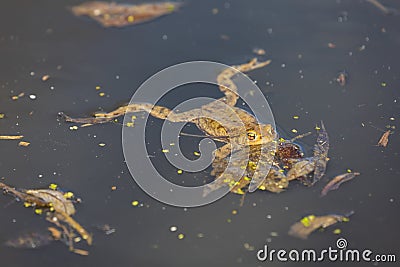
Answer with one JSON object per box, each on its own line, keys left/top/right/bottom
{"left": 320, "top": 172, "right": 360, "bottom": 197}
{"left": 5, "top": 232, "right": 54, "bottom": 249}
{"left": 289, "top": 213, "right": 353, "bottom": 239}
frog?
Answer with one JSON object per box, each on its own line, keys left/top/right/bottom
{"left": 60, "top": 58, "right": 329, "bottom": 195}
{"left": 59, "top": 58, "right": 276, "bottom": 160}
{"left": 206, "top": 122, "right": 329, "bottom": 195}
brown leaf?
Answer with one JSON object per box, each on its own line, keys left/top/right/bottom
{"left": 289, "top": 213, "right": 351, "bottom": 239}
{"left": 320, "top": 172, "right": 360, "bottom": 197}
{"left": 25, "top": 189, "right": 76, "bottom": 215}
{"left": 71, "top": 1, "right": 182, "bottom": 28}
{"left": 377, "top": 130, "right": 390, "bottom": 147}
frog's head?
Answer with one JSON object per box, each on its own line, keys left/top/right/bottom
{"left": 246, "top": 124, "right": 276, "bottom": 145}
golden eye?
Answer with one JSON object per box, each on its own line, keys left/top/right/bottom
{"left": 247, "top": 131, "right": 257, "bottom": 140}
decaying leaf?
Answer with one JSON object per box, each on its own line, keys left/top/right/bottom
{"left": 377, "top": 130, "right": 390, "bottom": 147}
{"left": 288, "top": 212, "right": 353, "bottom": 239}
{"left": 0, "top": 182, "right": 91, "bottom": 254}
{"left": 25, "top": 189, "right": 76, "bottom": 215}
{"left": 320, "top": 172, "right": 360, "bottom": 197}
{"left": 71, "top": 1, "right": 182, "bottom": 28}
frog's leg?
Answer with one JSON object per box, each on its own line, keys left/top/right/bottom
{"left": 217, "top": 58, "right": 271, "bottom": 107}
{"left": 60, "top": 102, "right": 206, "bottom": 124}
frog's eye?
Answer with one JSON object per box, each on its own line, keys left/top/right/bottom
{"left": 247, "top": 131, "right": 257, "bottom": 141}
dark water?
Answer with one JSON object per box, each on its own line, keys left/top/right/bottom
{"left": 0, "top": 0, "right": 399, "bottom": 266}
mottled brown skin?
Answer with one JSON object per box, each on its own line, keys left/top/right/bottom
{"left": 60, "top": 58, "right": 275, "bottom": 158}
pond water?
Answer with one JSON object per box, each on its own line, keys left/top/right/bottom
{"left": 0, "top": 0, "right": 399, "bottom": 266}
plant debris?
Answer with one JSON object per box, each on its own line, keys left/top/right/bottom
{"left": 288, "top": 212, "right": 353, "bottom": 239}
{"left": 18, "top": 141, "right": 31, "bottom": 147}
{"left": 71, "top": 1, "right": 182, "bottom": 28}
{"left": 0, "top": 135, "right": 24, "bottom": 140}
{"left": 335, "top": 71, "right": 347, "bottom": 86}
{"left": 366, "top": 0, "right": 399, "bottom": 15}
{"left": 320, "top": 172, "right": 360, "bottom": 197}
{"left": 0, "top": 182, "right": 91, "bottom": 255}
{"left": 377, "top": 130, "right": 391, "bottom": 147}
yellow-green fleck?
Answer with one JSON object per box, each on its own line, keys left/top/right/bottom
{"left": 177, "top": 169, "right": 183, "bottom": 174}
{"left": 131, "top": 200, "right": 139, "bottom": 206}
{"left": 193, "top": 151, "right": 201, "bottom": 156}
{"left": 300, "top": 215, "right": 315, "bottom": 227}
{"left": 227, "top": 218, "right": 232, "bottom": 223}
{"left": 342, "top": 217, "right": 350, "bottom": 222}
{"left": 347, "top": 169, "right": 352, "bottom": 173}
{"left": 35, "top": 209, "right": 43, "bottom": 215}
{"left": 381, "top": 82, "right": 387, "bottom": 87}
{"left": 333, "top": 228, "right": 342, "bottom": 234}
{"left": 49, "top": 183, "right": 58, "bottom": 190}
{"left": 291, "top": 129, "right": 298, "bottom": 133}
{"left": 64, "top": 192, "right": 74, "bottom": 199}
{"left": 0, "top": 114, "right": 4, "bottom": 119}
{"left": 162, "top": 149, "right": 169, "bottom": 153}
{"left": 177, "top": 233, "right": 185, "bottom": 240}
{"left": 293, "top": 115, "right": 299, "bottom": 120}
{"left": 99, "top": 143, "right": 106, "bottom": 147}
{"left": 232, "top": 210, "right": 238, "bottom": 215}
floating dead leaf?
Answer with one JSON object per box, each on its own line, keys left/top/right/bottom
{"left": 71, "top": 1, "right": 182, "bottom": 28}
{"left": 377, "top": 130, "right": 390, "bottom": 147}
{"left": 18, "top": 141, "right": 31, "bottom": 147}
{"left": 288, "top": 212, "right": 353, "bottom": 239}
{"left": 25, "top": 189, "right": 76, "bottom": 215}
{"left": 0, "top": 182, "right": 91, "bottom": 253}
{"left": 320, "top": 172, "right": 360, "bottom": 197}
{"left": 0, "top": 135, "right": 24, "bottom": 140}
